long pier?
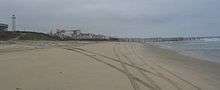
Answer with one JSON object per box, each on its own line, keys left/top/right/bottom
{"left": 116, "top": 36, "right": 220, "bottom": 43}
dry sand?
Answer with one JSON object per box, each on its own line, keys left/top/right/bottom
{"left": 0, "top": 41, "right": 219, "bottom": 90}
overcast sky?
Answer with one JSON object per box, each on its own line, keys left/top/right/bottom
{"left": 0, "top": 0, "right": 220, "bottom": 37}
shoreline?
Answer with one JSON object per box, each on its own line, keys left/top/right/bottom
{"left": 143, "top": 43, "right": 220, "bottom": 89}
{"left": 152, "top": 41, "right": 220, "bottom": 64}
{"left": 146, "top": 42, "right": 219, "bottom": 63}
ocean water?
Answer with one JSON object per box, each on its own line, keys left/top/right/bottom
{"left": 158, "top": 38, "right": 220, "bottom": 63}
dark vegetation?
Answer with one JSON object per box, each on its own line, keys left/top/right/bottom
{"left": 0, "top": 31, "right": 58, "bottom": 41}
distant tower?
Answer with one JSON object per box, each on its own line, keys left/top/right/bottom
{"left": 12, "top": 15, "right": 16, "bottom": 31}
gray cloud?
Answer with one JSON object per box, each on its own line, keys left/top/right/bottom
{"left": 0, "top": 0, "right": 220, "bottom": 37}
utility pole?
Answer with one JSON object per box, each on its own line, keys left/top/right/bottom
{"left": 12, "top": 15, "right": 16, "bottom": 31}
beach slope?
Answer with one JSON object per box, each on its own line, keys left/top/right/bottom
{"left": 0, "top": 41, "right": 219, "bottom": 90}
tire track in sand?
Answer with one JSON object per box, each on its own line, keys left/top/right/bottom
{"left": 129, "top": 44, "right": 201, "bottom": 90}
{"left": 64, "top": 47, "right": 160, "bottom": 77}
{"left": 112, "top": 44, "right": 140, "bottom": 90}
{"left": 63, "top": 47, "right": 159, "bottom": 90}
{"left": 114, "top": 44, "right": 161, "bottom": 90}
{"left": 126, "top": 44, "right": 181, "bottom": 90}
{"left": 63, "top": 46, "right": 199, "bottom": 90}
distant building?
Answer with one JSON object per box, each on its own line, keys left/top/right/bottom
{"left": 54, "top": 29, "right": 66, "bottom": 39}
{"left": 79, "top": 33, "right": 93, "bottom": 39}
{"left": 79, "top": 33, "right": 109, "bottom": 40}
{"left": 0, "top": 23, "right": 8, "bottom": 31}
{"left": 11, "top": 15, "right": 16, "bottom": 31}
{"left": 70, "top": 30, "right": 81, "bottom": 39}
{"left": 96, "top": 34, "right": 109, "bottom": 39}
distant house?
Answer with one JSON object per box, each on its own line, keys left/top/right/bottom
{"left": 79, "top": 33, "right": 93, "bottom": 39}
{"left": 0, "top": 23, "right": 8, "bottom": 31}
{"left": 70, "top": 30, "right": 81, "bottom": 39}
{"left": 93, "top": 34, "right": 108, "bottom": 40}
{"left": 79, "top": 33, "right": 109, "bottom": 40}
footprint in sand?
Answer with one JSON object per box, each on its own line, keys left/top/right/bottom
{"left": 16, "top": 88, "right": 22, "bottom": 90}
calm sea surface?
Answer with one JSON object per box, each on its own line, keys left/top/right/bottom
{"left": 158, "top": 38, "right": 220, "bottom": 63}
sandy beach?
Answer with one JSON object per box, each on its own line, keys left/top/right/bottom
{"left": 0, "top": 41, "right": 219, "bottom": 90}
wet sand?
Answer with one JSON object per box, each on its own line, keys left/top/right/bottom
{"left": 0, "top": 41, "right": 219, "bottom": 90}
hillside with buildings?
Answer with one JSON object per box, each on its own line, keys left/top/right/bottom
{"left": 0, "top": 30, "right": 112, "bottom": 41}
{"left": 50, "top": 29, "right": 110, "bottom": 41}
{"left": 0, "top": 15, "right": 111, "bottom": 41}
